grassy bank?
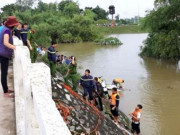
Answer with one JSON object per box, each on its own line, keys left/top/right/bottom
{"left": 97, "top": 25, "right": 147, "bottom": 35}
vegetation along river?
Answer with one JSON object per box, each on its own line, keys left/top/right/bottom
{"left": 57, "top": 33, "right": 180, "bottom": 135}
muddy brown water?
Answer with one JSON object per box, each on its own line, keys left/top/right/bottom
{"left": 57, "top": 34, "right": 180, "bottom": 135}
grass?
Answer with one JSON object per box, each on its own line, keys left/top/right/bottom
{"left": 97, "top": 25, "right": 147, "bottom": 35}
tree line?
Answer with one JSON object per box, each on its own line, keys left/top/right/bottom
{"left": 140, "top": 0, "right": 180, "bottom": 60}
{"left": 0, "top": 0, "right": 109, "bottom": 46}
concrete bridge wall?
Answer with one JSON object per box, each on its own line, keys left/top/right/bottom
{"left": 13, "top": 37, "right": 71, "bottom": 135}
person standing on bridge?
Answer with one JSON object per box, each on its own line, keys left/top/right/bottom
{"left": 64, "top": 56, "right": 78, "bottom": 92}
{"left": 129, "top": 104, "right": 143, "bottom": 135}
{"left": 0, "top": 16, "right": 19, "bottom": 98}
{"left": 80, "top": 69, "right": 97, "bottom": 105}
{"left": 47, "top": 41, "right": 57, "bottom": 77}
{"left": 109, "top": 87, "right": 120, "bottom": 123}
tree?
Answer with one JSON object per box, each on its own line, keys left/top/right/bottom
{"left": 85, "top": 7, "right": 93, "bottom": 10}
{"left": 58, "top": 0, "right": 68, "bottom": 11}
{"left": 155, "top": 0, "right": 171, "bottom": 3}
{"left": 119, "top": 19, "right": 127, "bottom": 25}
{"left": 58, "top": 0, "right": 77, "bottom": 11}
{"left": 1, "top": 4, "right": 17, "bottom": 16}
{"left": 37, "top": 1, "right": 49, "bottom": 12}
{"left": 48, "top": 3, "right": 57, "bottom": 11}
{"left": 154, "top": 0, "right": 173, "bottom": 8}
{"left": 92, "top": 6, "right": 108, "bottom": 20}
{"left": 1, "top": 1, "right": 100, "bottom": 45}
{"left": 58, "top": 0, "right": 79, "bottom": 18}
{"left": 115, "top": 14, "right": 120, "bottom": 23}
{"left": 63, "top": 2, "right": 80, "bottom": 18}
{"left": 16, "top": 0, "right": 39, "bottom": 7}
{"left": 83, "top": 9, "right": 97, "bottom": 20}
{"left": 140, "top": 0, "right": 180, "bottom": 59}
{"left": 1, "top": 4, "right": 28, "bottom": 14}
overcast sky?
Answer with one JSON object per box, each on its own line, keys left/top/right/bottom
{"left": 0, "top": 0, "right": 155, "bottom": 18}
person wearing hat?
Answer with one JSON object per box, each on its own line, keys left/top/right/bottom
{"left": 0, "top": 16, "right": 19, "bottom": 98}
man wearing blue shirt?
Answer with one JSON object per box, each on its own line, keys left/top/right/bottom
{"left": 47, "top": 41, "right": 57, "bottom": 77}
{"left": 80, "top": 69, "right": 97, "bottom": 104}
{"left": 65, "top": 57, "right": 71, "bottom": 65}
{"left": 21, "top": 23, "right": 29, "bottom": 46}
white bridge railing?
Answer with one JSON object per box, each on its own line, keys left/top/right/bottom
{"left": 13, "top": 37, "right": 71, "bottom": 135}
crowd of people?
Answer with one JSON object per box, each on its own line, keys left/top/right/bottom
{"left": 0, "top": 16, "right": 143, "bottom": 135}
{"left": 36, "top": 45, "right": 46, "bottom": 56}
{"left": 57, "top": 55, "right": 73, "bottom": 65}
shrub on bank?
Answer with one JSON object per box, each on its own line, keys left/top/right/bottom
{"left": 95, "top": 37, "right": 123, "bottom": 45}
{"left": 140, "top": 31, "right": 180, "bottom": 59}
{"left": 41, "top": 54, "right": 81, "bottom": 80}
{"left": 140, "top": 0, "right": 180, "bottom": 60}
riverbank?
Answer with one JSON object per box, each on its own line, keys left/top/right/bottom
{"left": 51, "top": 74, "right": 131, "bottom": 134}
{"left": 97, "top": 25, "right": 147, "bottom": 35}
{"left": 39, "top": 55, "right": 131, "bottom": 134}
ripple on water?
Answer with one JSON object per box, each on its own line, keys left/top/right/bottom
{"left": 138, "top": 79, "right": 180, "bottom": 135}
{"left": 139, "top": 79, "right": 180, "bottom": 97}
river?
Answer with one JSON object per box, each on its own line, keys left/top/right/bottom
{"left": 57, "top": 34, "right": 180, "bottom": 135}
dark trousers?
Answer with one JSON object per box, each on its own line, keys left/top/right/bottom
{"left": 49, "top": 61, "right": 56, "bottom": 77}
{"left": 83, "top": 87, "right": 93, "bottom": 101}
{"left": 95, "top": 94, "right": 103, "bottom": 111}
{"left": 0, "top": 56, "right": 9, "bottom": 93}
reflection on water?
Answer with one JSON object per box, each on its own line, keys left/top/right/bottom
{"left": 57, "top": 34, "right": 180, "bottom": 135}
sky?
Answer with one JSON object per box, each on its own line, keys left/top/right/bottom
{"left": 0, "top": 0, "right": 155, "bottom": 18}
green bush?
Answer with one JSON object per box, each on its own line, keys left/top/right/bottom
{"left": 140, "top": 31, "right": 180, "bottom": 59}
{"left": 41, "top": 53, "right": 81, "bottom": 80}
{"left": 140, "top": 0, "right": 180, "bottom": 60}
{"left": 1, "top": 1, "right": 101, "bottom": 47}
{"left": 41, "top": 53, "right": 49, "bottom": 64}
{"left": 56, "top": 64, "right": 69, "bottom": 76}
{"left": 95, "top": 37, "right": 123, "bottom": 45}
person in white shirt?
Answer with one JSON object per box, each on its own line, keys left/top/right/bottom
{"left": 40, "top": 47, "right": 46, "bottom": 56}
{"left": 129, "top": 104, "right": 143, "bottom": 135}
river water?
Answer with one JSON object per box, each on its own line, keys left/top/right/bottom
{"left": 57, "top": 34, "right": 180, "bottom": 135}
